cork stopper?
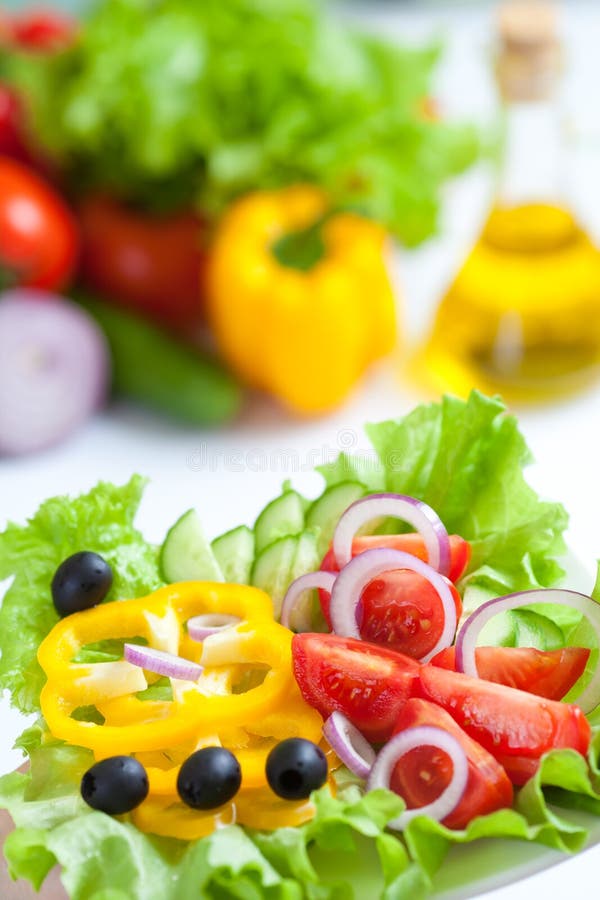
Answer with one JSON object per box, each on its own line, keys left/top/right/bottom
{"left": 495, "top": 1, "right": 562, "bottom": 101}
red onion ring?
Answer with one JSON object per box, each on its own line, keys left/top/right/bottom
{"left": 329, "top": 548, "right": 458, "bottom": 663}
{"left": 322, "top": 711, "right": 376, "bottom": 779}
{"left": 332, "top": 493, "right": 451, "bottom": 576}
{"left": 188, "top": 614, "right": 241, "bottom": 642}
{"left": 281, "top": 571, "right": 336, "bottom": 632}
{"left": 367, "top": 725, "right": 469, "bottom": 829}
{"left": 455, "top": 588, "right": 600, "bottom": 713}
{"left": 124, "top": 644, "right": 203, "bottom": 682}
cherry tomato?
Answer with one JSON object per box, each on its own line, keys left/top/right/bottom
{"left": 0, "top": 85, "right": 30, "bottom": 162}
{"left": 0, "top": 158, "right": 79, "bottom": 290}
{"left": 79, "top": 196, "right": 207, "bottom": 330}
{"left": 291, "top": 633, "right": 420, "bottom": 743}
{"left": 7, "top": 9, "right": 76, "bottom": 52}
{"left": 391, "top": 698, "right": 513, "bottom": 829}
{"left": 430, "top": 645, "right": 590, "bottom": 702}
{"left": 320, "top": 534, "right": 468, "bottom": 660}
{"left": 417, "top": 664, "right": 591, "bottom": 765}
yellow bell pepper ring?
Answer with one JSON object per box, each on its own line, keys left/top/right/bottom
{"left": 207, "top": 185, "right": 397, "bottom": 414}
{"left": 38, "top": 584, "right": 291, "bottom": 754}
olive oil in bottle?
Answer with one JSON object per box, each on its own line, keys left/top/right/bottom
{"left": 419, "top": 1, "right": 600, "bottom": 401}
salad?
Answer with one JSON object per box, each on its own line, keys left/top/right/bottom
{"left": 2, "top": 391, "right": 600, "bottom": 900}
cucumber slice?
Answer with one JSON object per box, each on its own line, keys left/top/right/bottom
{"left": 160, "top": 509, "right": 223, "bottom": 583}
{"left": 254, "top": 491, "right": 305, "bottom": 554}
{"left": 306, "top": 481, "right": 365, "bottom": 557}
{"left": 212, "top": 525, "right": 255, "bottom": 584}
{"left": 251, "top": 530, "right": 320, "bottom": 619}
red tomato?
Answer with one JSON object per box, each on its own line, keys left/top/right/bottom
{"left": 417, "top": 664, "right": 591, "bottom": 766}
{"left": 391, "top": 698, "right": 513, "bottom": 829}
{"left": 320, "top": 534, "right": 467, "bottom": 660}
{"left": 0, "top": 158, "right": 79, "bottom": 290}
{"left": 8, "top": 10, "right": 76, "bottom": 52}
{"left": 431, "top": 646, "right": 590, "bottom": 702}
{"left": 0, "top": 86, "right": 30, "bottom": 162}
{"left": 79, "top": 196, "right": 207, "bottom": 330}
{"left": 321, "top": 533, "right": 471, "bottom": 586}
{"left": 291, "top": 633, "right": 420, "bottom": 743}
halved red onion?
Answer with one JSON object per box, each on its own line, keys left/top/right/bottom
{"left": 455, "top": 588, "right": 600, "bottom": 713}
{"left": 332, "top": 493, "right": 451, "bottom": 576}
{"left": 281, "top": 571, "right": 336, "bottom": 632}
{"left": 367, "top": 725, "right": 469, "bottom": 830}
{"left": 188, "top": 614, "right": 240, "bottom": 642}
{"left": 124, "top": 644, "right": 203, "bottom": 682}
{"left": 0, "top": 290, "right": 109, "bottom": 455}
{"left": 322, "top": 711, "right": 376, "bottom": 779}
{"left": 329, "top": 548, "right": 457, "bottom": 663}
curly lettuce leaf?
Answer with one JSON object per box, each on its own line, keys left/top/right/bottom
{"left": 5, "top": 0, "right": 479, "bottom": 243}
{"left": 0, "top": 476, "right": 161, "bottom": 715}
{"left": 4, "top": 742, "right": 600, "bottom": 900}
{"left": 319, "top": 392, "right": 568, "bottom": 603}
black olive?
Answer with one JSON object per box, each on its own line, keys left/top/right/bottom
{"left": 177, "top": 747, "right": 241, "bottom": 810}
{"left": 265, "top": 738, "right": 328, "bottom": 800}
{"left": 81, "top": 756, "right": 148, "bottom": 815}
{"left": 51, "top": 551, "right": 113, "bottom": 617}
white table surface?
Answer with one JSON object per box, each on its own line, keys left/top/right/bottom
{"left": 2, "top": 2, "right": 600, "bottom": 897}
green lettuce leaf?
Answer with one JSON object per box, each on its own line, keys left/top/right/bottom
{"left": 319, "top": 392, "right": 568, "bottom": 602}
{"left": 0, "top": 476, "right": 162, "bottom": 714}
{"left": 4, "top": 742, "right": 600, "bottom": 900}
{"left": 5, "top": 0, "right": 478, "bottom": 243}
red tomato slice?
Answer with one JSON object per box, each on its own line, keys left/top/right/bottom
{"left": 430, "top": 646, "right": 590, "bottom": 701}
{"left": 320, "top": 534, "right": 466, "bottom": 660}
{"left": 391, "top": 698, "right": 513, "bottom": 829}
{"left": 291, "top": 633, "right": 420, "bottom": 743}
{"left": 321, "top": 533, "right": 471, "bottom": 586}
{"left": 0, "top": 158, "right": 79, "bottom": 290}
{"left": 418, "top": 664, "right": 591, "bottom": 765}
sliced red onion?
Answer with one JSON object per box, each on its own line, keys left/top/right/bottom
{"left": 188, "top": 614, "right": 241, "bottom": 642}
{"left": 124, "top": 644, "right": 203, "bottom": 682}
{"left": 367, "top": 725, "right": 469, "bottom": 830}
{"left": 455, "top": 588, "right": 600, "bottom": 713}
{"left": 332, "top": 493, "right": 451, "bottom": 576}
{"left": 322, "top": 711, "right": 376, "bottom": 779}
{"left": 281, "top": 571, "right": 336, "bottom": 632}
{"left": 0, "top": 290, "right": 109, "bottom": 455}
{"left": 329, "top": 548, "right": 457, "bottom": 663}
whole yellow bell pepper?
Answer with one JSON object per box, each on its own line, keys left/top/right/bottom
{"left": 207, "top": 185, "right": 397, "bottom": 414}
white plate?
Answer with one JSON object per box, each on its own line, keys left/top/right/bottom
{"left": 1, "top": 524, "right": 599, "bottom": 900}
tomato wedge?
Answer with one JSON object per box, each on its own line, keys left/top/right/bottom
{"left": 431, "top": 646, "right": 590, "bottom": 701}
{"left": 391, "top": 698, "right": 513, "bottom": 829}
{"left": 418, "top": 664, "right": 591, "bottom": 766}
{"left": 320, "top": 534, "right": 467, "bottom": 660}
{"left": 291, "top": 633, "right": 420, "bottom": 743}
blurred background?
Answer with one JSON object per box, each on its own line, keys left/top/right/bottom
{"left": 1, "top": 0, "right": 600, "bottom": 561}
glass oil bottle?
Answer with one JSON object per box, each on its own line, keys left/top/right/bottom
{"left": 418, "top": 1, "right": 600, "bottom": 401}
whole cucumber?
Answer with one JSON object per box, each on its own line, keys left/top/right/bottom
{"left": 75, "top": 293, "right": 243, "bottom": 425}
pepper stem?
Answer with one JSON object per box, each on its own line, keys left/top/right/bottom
{"left": 271, "top": 209, "right": 339, "bottom": 273}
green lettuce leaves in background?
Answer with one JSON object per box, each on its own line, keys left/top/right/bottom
{"left": 4, "top": 0, "right": 479, "bottom": 243}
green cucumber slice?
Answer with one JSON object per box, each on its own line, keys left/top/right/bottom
{"left": 254, "top": 491, "right": 305, "bottom": 554}
{"left": 306, "top": 481, "right": 365, "bottom": 557}
{"left": 160, "top": 509, "right": 223, "bottom": 583}
{"left": 212, "top": 525, "right": 255, "bottom": 584}
{"left": 251, "top": 530, "right": 320, "bottom": 619}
